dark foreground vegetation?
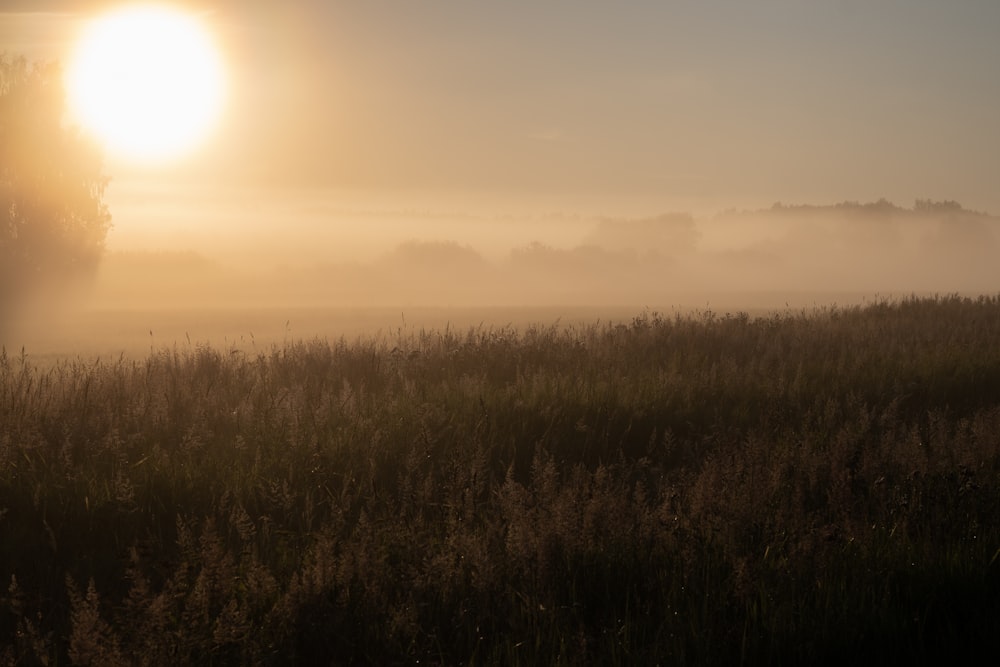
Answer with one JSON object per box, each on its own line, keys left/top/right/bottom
{"left": 2, "top": 295, "right": 1000, "bottom": 665}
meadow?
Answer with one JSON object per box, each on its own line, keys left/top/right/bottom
{"left": 2, "top": 294, "right": 999, "bottom": 665}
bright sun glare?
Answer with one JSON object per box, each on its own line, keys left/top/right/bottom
{"left": 66, "top": 4, "right": 226, "bottom": 164}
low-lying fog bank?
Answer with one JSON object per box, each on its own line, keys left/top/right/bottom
{"left": 4, "top": 200, "right": 997, "bottom": 359}
{"left": 89, "top": 199, "right": 998, "bottom": 307}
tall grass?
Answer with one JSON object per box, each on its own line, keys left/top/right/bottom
{"left": 2, "top": 294, "right": 1000, "bottom": 664}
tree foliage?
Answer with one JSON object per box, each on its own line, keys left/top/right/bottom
{"left": 0, "top": 55, "right": 111, "bottom": 321}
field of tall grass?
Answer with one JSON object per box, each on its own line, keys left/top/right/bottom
{"left": 2, "top": 294, "right": 999, "bottom": 664}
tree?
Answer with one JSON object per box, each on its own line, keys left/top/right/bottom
{"left": 0, "top": 55, "right": 111, "bottom": 326}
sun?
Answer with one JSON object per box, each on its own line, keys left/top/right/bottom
{"left": 66, "top": 4, "right": 226, "bottom": 164}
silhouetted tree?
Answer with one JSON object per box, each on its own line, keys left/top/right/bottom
{"left": 0, "top": 55, "right": 111, "bottom": 326}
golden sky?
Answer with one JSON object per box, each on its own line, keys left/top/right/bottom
{"left": 3, "top": 0, "right": 1000, "bottom": 356}
{"left": 3, "top": 1, "right": 1000, "bottom": 256}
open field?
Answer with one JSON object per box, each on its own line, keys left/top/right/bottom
{"left": 3, "top": 305, "right": 652, "bottom": 363}
{"left": 3, "top": 290, "right": 906, "bottom": 362}
{"left": 2, "top": 294, "right": 1000, "bottom": 664}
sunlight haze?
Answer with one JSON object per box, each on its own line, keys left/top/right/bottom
{"left": 4, "top": 5, "right": 1000, "bottom": 660}
{"left": 65, "top": 4, "right": 226, "bottom": 164}
{"left": 2, "top": 0, "right": 999, "bottom": 354}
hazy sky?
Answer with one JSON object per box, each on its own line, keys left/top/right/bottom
{"left": 3, "top": 1, "right": 1000, "bottom": 251}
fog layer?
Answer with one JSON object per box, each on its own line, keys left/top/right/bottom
{"left": 88, "top": 199, "right": 999, "bottom": 310}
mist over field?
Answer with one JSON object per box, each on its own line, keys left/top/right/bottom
{"left": 5, "top": 4, "right": 1000, "bottom": 662}
{"left": 6, "top": 197, "right": 995, "bottom": 360}
{"left": 88, "top": 198, "right": 999, "bottom": 308}
{"left": 5, "top": 3, "right": 999, "bottom": 361}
